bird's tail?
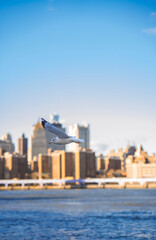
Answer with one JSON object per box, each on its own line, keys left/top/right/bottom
{"left": 78, "top": 139, "right": 85, "bottom": 143}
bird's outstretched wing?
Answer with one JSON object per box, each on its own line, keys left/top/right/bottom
{"left": 41, "top": 118, "right": 69, "bottom": 139}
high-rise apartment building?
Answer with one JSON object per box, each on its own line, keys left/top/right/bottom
{"left": 17, "top": 133, "right": 28, "bottom": 155}
{"left": 38, "top": 154, "right": 52, "bottom": 179}
{"left": 38, "top": 151, "right": 74, "bottom": 179}
{"left": 74, "top": 149, "right": 96, "bottom": 179}
{"left": 4, "top": 152, "right": 27, "bottom": 179}
{"left": 68, "top": 124, "right": 90, "bottom": 152}
{"left": 50, "top": 151, "right": 74, "bottom": 179}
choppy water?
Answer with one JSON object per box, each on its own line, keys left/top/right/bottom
{"left": 0, "top": 189, "right": 156, "bottom": 240}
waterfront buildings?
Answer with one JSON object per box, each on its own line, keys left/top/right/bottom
{"left": 36, "top": 149, "right": 96, "bottom": 180}
{"left": 96, "top": 146, "right": 137, "bottom": 177}
{"left": 68, "top": 124, "right": 90, "bottom": 152}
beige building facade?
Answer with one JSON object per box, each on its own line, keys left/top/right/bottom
{"left": 96, "top": 154, "right": 105, "bottom": 172}
{"left": 126, "top": 162, "right": 156, "bottom": 178}
{"left": 74, "top": 149, "right": 96, "bottom": 179}
{"left": 126, "top": 145, "right": 156, "bottom": 178}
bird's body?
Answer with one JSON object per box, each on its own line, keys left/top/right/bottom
{"left": 41, "top": 118, "right": 84, "bottom": 145}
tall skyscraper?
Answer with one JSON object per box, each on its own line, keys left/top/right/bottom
{"left": 17, "top": 133, "right": 28, "bottom": 155}
{"left": 30, "top": 117, "right": 65, "bottom": 161}
{"left": 68, "top": 124, "right": 90, "bottom": 152}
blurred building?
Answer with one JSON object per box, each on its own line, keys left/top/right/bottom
{"left": 74, "top": 149, "right": 96, "bottom": 179}
{"left": 126, "top": 145, "right": 156, "bottom": 178}
{"left": 96, "top": 154, "right": 105, "bottom": 171}
{"left": 0, "top": 156, "right": 5, "bottom": 179}
{"left": 124, "top": 145, "right": 136, "bottom": 156}
{"left": 31, "top": 148, "right": 96, "bottom": 180}
{"left": 38, "top": 154, "right": 52, "bottom": 179}
{"left": 4, "top": 152, "right": 27, "bottom": 179}
{"left": 30, "top": 117, "right": 65, "bottom": 162}
{"left": 148, "top": 154, "right": 156, "bottom": 164}
{"left": 38, "top": 151, "right": 74, "bottom": 179}
{"left": 105, "top": 148, "right": 124, "bottom": 171}
{"left": 31, "top": 156, "right": 38, "bottom": 179}
{"left": 126, "top": 162, "right": 156, "bottom": 178}
{"left": 124, "top": 145, "right": 136, "bottom": 169}
{"left": 17, "top": 133, "right": 28, "bottom": 155}
{"left": 50, "top": 151, "right": 61, "bottom": 179}
{"left": 104, "top": 146, "right": 137, "bottom": 174}
{"left": 51, "top": 151, "right": 74, "bottom": 179}
{"left": 68, "top": 124, "right": 90, "bottom": 152}
{"left": 59, "top": 151, "right": 74, "bottom": 179}
{"left": 0, "top": 133, "right": 15, "bottom": 154}
{"left": 50, "top": 113, "right": 59, "bottom": 123}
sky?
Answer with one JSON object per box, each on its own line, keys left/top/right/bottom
{"left": 0, "top": 0, "right": 156, "bottom": 154}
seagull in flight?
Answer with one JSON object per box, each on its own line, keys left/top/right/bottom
{"left": 41, "top": 118, "right": 85, "bottom": 145}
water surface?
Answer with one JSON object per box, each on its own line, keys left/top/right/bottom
{"left": 0, "top": 189, "right": 155, "bottom": 239}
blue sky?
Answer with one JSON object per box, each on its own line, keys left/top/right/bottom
{"left": 1, "top": 0, "right": 156, "bottom": 154}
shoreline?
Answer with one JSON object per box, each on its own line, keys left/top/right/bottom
{"left": 1, "top": 182, "right": 156, "bottom": 190}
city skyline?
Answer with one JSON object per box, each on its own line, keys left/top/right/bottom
{"left": 1, "top": 0, "right": 156, "bottom": 154}
{"left": 0, "top": 114, "right": 156, "bottom": 156}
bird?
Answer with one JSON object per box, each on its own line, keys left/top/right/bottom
{"left": 40, "top": 118, "right": 85, "bottom": 145}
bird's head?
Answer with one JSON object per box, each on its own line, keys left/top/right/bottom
{"left": 49, "top": 137, "right": 57, "bottom": 144}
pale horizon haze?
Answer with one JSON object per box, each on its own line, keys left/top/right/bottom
{"left": 1, "top": 0, "right": 156, "bottom": 155}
